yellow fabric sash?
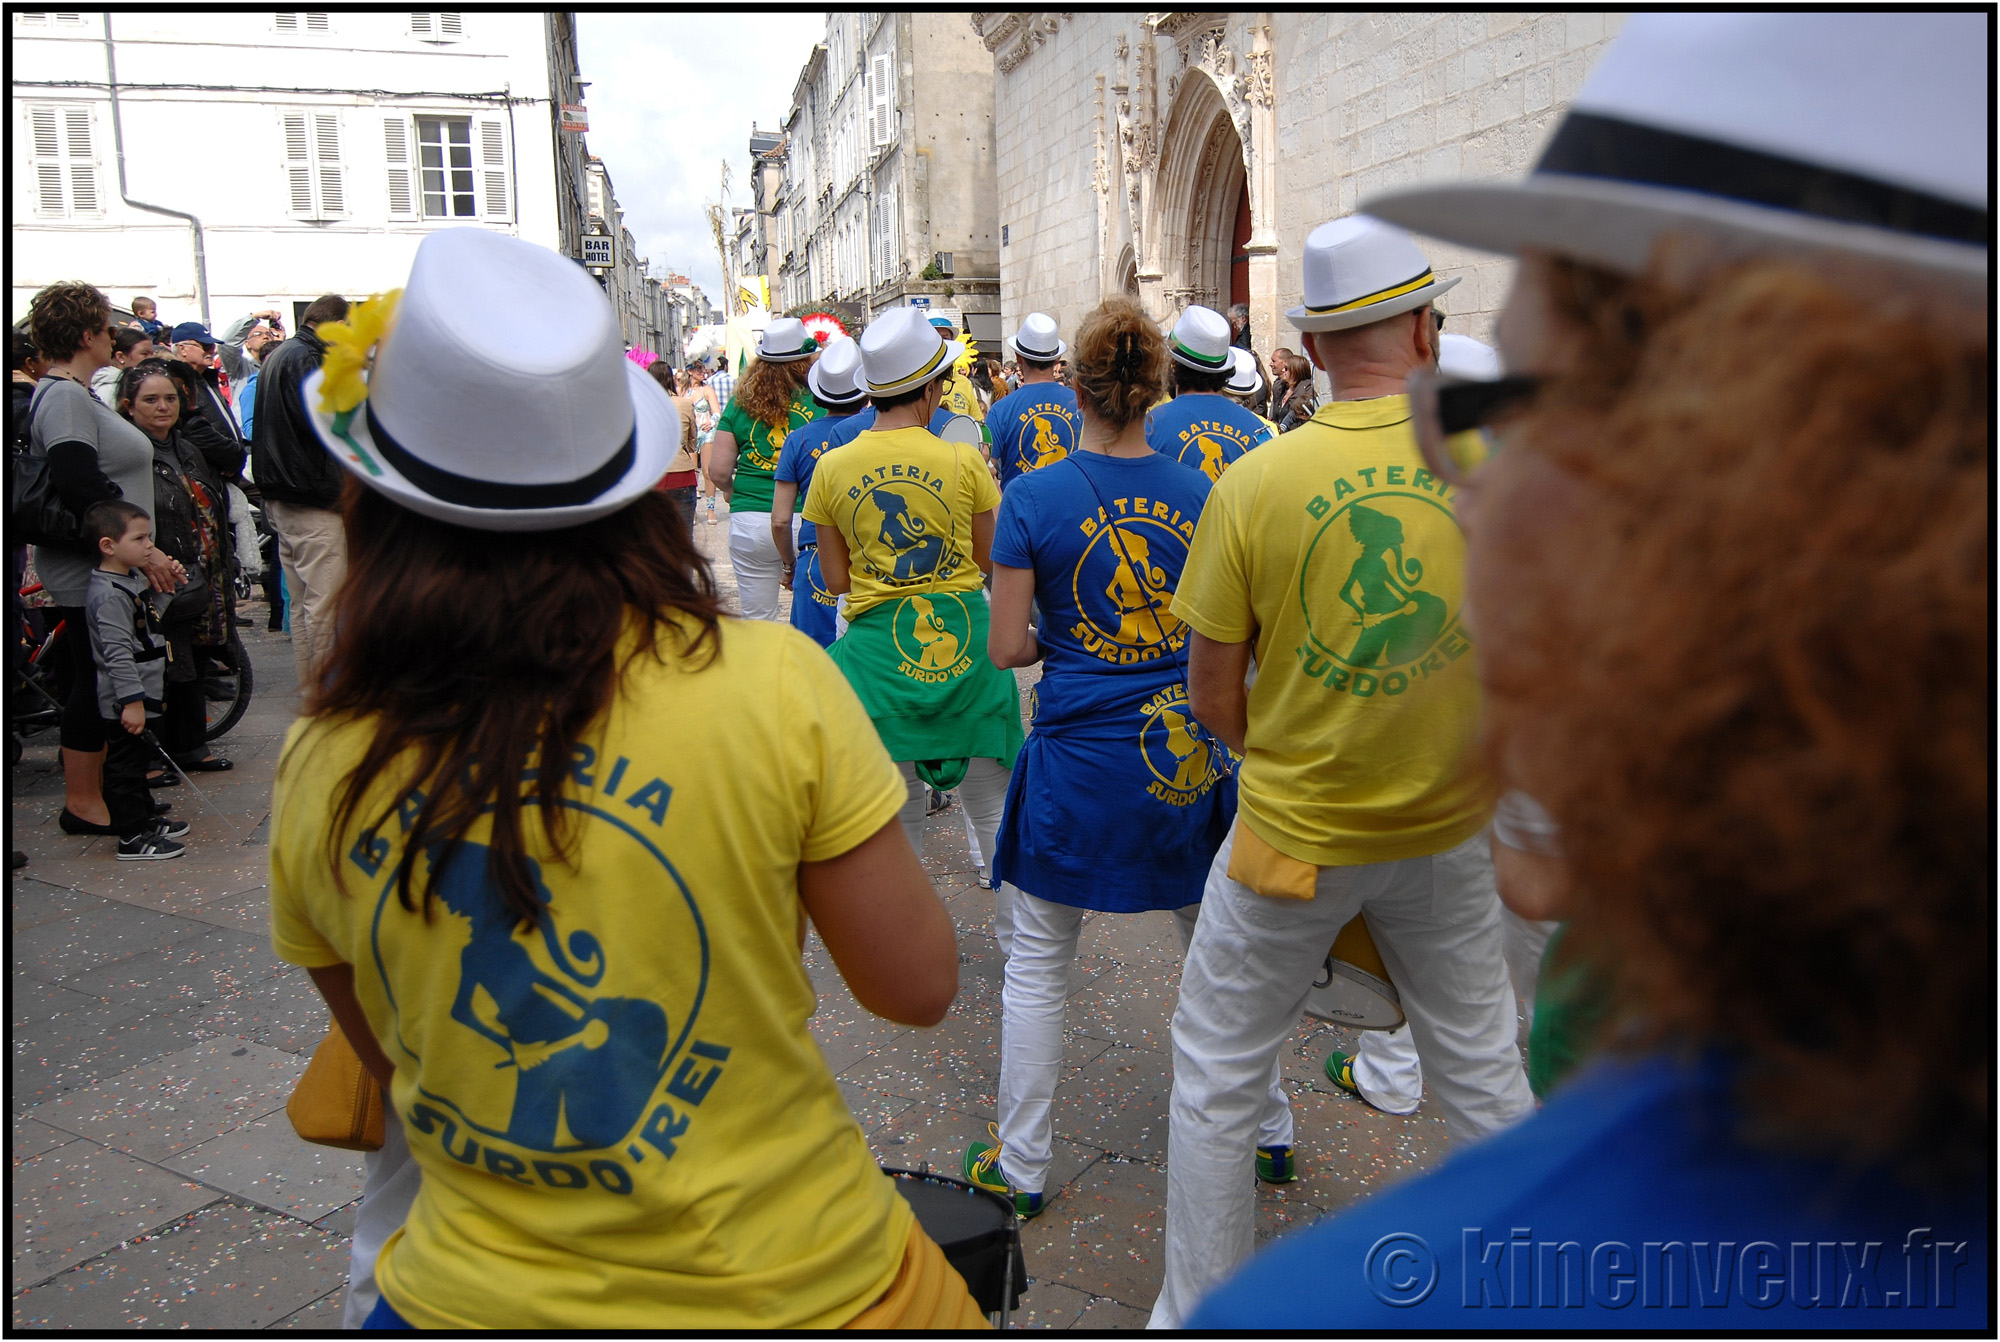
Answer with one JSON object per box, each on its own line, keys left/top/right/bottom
{"left": 1225, "top": 816, "right": 1320, "bottom": 900}
{"left": 843, "top": 1220, "right": 991, "bottom": 1330}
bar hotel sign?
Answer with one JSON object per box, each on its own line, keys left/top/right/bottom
{"left": 582, "top": 235, "right": 615, "bottom": 269}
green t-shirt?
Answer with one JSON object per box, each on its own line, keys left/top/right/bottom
{"left": 717, "top": 388, "right": 821, "bottom": 514}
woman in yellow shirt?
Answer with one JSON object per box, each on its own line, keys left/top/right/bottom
{"left": 267, "top": 229, "right": 980, "bottom": 1330}
{"left": 803, "top": 307, "right": 1025, "bottom": 949}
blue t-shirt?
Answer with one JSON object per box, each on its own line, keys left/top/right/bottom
{"left": 1143, "top": 392, "right": 1271, "bottom": 483}
{"left": 1193, "top": 1052, "right": 1988, "bottom": 1330}
{"left": 774, "top": 408, "right": 873, "bottom": 548}
{"left": 989, "top": 450, "right": 1233, "bottom": 912}
{"left": 987, "top": 382, "right": 1080, "bottom": 490}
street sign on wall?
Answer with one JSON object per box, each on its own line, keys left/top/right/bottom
{"left": 582, "top": 235, "right": 614, "bottom": 268}
{"left": 905, "top": 295, "right": 931, "bottom": 307}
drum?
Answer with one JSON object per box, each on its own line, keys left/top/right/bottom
{"left": 884, "top": 1168, "right": 1023, "bottom": 1325}
{"left": 1302, "top": 913, "right": 1406, "bottom": 1029}
{"left": 936, "top": 413, "right": 983, "bottom": 447}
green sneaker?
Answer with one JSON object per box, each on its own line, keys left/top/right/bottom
{"left": 1255, "top": 1143, "right": 1298, "bottom": 1184}
{"left": 963, "top": 1126, "right": 1045, "bottom": 1219}
{"left": 1325, "top": 1050, "right": 1361, "bottom": 1097}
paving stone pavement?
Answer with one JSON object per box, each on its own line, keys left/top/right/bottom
{"left": 9, "top": 502, "right": 1458, "bottom": 1328}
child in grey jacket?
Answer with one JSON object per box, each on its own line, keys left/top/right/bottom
{"left": 82, "top": 499, "right": 187, "bottom": 860}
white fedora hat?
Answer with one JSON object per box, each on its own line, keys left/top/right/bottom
{"left": 1363, "top": 13, "right": 1987, "bottom": 286}
{"left": 758, "top": 315, "right": 814, "bottom": 362}
{"left": 1225, "top": 347, "right": 1263, "bottom": 398}
{"left": 303, "top": 228, "right": 677, "bottom": 533}
{"left": 1167, "top": 305, "right": 1235, "bottom": 372}
{"left": 861, "top": 307, "right": 963, "bottom": 396}
{"left": 1438, "top": 333, "right": 1502, "bottom": 381}
{"left": 1286, "top": 216, "right": 1460, "bottom": 333}
{"left": 807, "top": 335, "right": 867, "bottom": 406}
{"left": 1006, "top": 312, "right": 1067, "bottom": 362}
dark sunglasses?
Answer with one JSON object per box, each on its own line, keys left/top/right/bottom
{"left": 1408, "top": 368, "right": 1542, "bottom": 485}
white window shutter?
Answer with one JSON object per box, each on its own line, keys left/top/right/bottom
{"left": 383, "top": 116, "right": 414, "bottom": 218}
{"left": 31, "top": 106, "right": 58, "bottom": 158}
{"left": 478, "top": 116, "right": 508, "bottom": 218}
{"left": 314, "top": 113, "right": 343, "bottom": 215}
{"left": 17, "top": 13, "right": 48, "bottom": 26}
{"left": 283, "top": 111, "right": 313, "bottom": 215}
{"left": 871, "top": 54, "right": 893, "bottom": 146}
{"left": 63, "top": 107, "right": 95, "bottom": 213}
{"left": 439, "top": 12, "right": 461, "bottom": 38}
{"left": 36, "top": 164, "right": 65, "bottom": 215}
{"left": 409, "top": 11, "right": 432, "bottom": 36}
{"left": 275, "top": 12, "right": 297, "bottom": 31}
{"left": 306, "top": 12, "right": 329, "bottom": 31}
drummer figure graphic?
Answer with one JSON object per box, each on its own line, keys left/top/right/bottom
{"left": 908, "top": 594, "right": 962, "bottom": 670}
{"left": 1337, "top": 503, "right": 1446, "bottom": 667}
{"left": 429, "top": 842, "right": 670, "bottom": 1152}
{"left": 1105, "top": 529, "right": 1182, "bottom": 649}
{"left": 1027, "top": 413, "right": 1071, "bottom": 471}
{"left": 873, "top": 488, "right": 946, "bottom": 580}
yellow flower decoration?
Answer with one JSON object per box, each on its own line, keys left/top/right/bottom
{"left": 954, "top": 334, "right": 980, "bottom": 375}
{"left": 316, "top": 289, "right": 402, "bottom": 416}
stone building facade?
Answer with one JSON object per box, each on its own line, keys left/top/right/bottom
{"left": 972, "top": 12, "right": 1623, "bottom": 354}
{"left": 771, "top": 13, "right": 1003, "bottom": 346}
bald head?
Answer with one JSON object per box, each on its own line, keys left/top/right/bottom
{"left": 1302, "top": 308, "right": 1439, "bottom": 401}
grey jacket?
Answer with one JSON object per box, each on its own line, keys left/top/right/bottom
{"left": 85, "top": 566, "right": 169, "bottom": 717}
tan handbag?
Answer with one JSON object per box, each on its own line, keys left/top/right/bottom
{"left": 287, "top": 1024, "right": 385, "bottom": 1152}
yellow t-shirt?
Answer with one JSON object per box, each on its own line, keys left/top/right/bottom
{"left": 268, "top": 618, "right": 913, "bottom": 1330}
{"left": 1171, "top": 395, "right": 1490, "bottom": 866}
{"left": 801, "top": 425, "right": 1002, "bottom": 623}
{"left": 938, "top": 372, "right": 985, "bottom": 422}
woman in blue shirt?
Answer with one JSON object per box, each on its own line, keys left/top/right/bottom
{"left": 964, "top": 299, "right": 1235, "bottom": 1218}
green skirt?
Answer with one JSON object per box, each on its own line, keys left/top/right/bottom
{"left": 828, "top": 590, "right": 1024, "bottom": 788}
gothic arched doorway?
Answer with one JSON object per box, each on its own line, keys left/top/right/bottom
{"left": 1153, "top": 69, "right": 1247, "bottom": 315}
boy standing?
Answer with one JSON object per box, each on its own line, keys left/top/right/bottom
{"left": 83, "top": 500, "right": 188, "bottom": 860}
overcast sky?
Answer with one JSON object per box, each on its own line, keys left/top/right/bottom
{"left": 575, "top": 12, "right": 826, "bottom": 300}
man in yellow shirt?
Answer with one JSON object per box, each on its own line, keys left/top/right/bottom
{"left": 1148, "top": 216, "right": 1534, "bottom": 1328}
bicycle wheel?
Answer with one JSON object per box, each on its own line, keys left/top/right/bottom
{"left": 202, "top": 630, "right": 254, "bottom": 741}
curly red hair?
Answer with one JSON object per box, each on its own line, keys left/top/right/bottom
{"left": 1486, "top": 253, "right": 1988, "bottom": 1179}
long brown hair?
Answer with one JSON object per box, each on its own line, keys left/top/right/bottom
{"left": 299, "top": 483, "right": 725, "bottom": 930}
{"left": 1488, "top": 252, "right": 1987, "bottom": 1178}
{"left": 732, "top": 353, "right": 812, "bottom": 429}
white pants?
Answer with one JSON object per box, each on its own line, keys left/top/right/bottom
{"left": 728, "top": 511, "right": 793, "bottom": 622}
{"left": 896, "top": 756, "right": 1016, "bottom": 954}
{"left": 1148, "top": 828, "right": 1535, "bottom": 1328}
{"left": 994, "top": 894, "right": 1202, "bottom": 1193}
{"left": 341, "top": 1107, "right": 422, "bottom": 1328}
{"left": 1349, "top": 906, "right": 1559, "bottom": 1113}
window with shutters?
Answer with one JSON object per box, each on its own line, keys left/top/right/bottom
{"left": 281, "top": 109, "right": 344, "bottom": 219}
{"left": 27, "top": 104, "right": 99, "bottom": 217}
{"left": 869, "top": 53, "right": 894, "bottom": 147}
{"left": 18, "top": 13, "right": 88, "bottom": 28}
{"left": 415, "top": 116, "right": 476, "bottom": 218}
{"left": 275, "top": 12, "right": 330, "bottom": 33}
{"left": 410, "top": 12, "right": 462, "bottom": 42}
{"left": 476, "top": 117, "right": 508, "bottom": 217}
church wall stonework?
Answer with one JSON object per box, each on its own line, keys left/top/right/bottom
{"left": 977, "top": 12, "right": 1623, "bottom": 356}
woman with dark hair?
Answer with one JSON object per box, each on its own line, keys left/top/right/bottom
{"left": 24, "top": 281, "right": 185, "bottom": 836}
{"left": 967, "top": 297, "right": 1234, "bottom": 1218}
{"left": 705, "top": 320, "right": 822, "bottom": 621}
{"left": 1273, "top": 350, "right": 1318, "bottom": 432}
{"left": 91, "top": 325, "right": 155, "bottom": 404}
{"left": 645, "top": 358, "right": 700, "bottom": 531}
{"left": 1197, "top": 12, "right": 1988, "bottom": 1327}
{"left": 116, "top": 362, "right": 233, "bottom": 771}
{"left": 267, "top": 229, "right": 972, "bottom": 1330}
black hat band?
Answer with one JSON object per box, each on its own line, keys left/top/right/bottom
{"left": 365, "top": 403, "right": 636, "bottom": 510}
{"left": 1538, "top": 111, "right": 1987, "bottom": 247}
